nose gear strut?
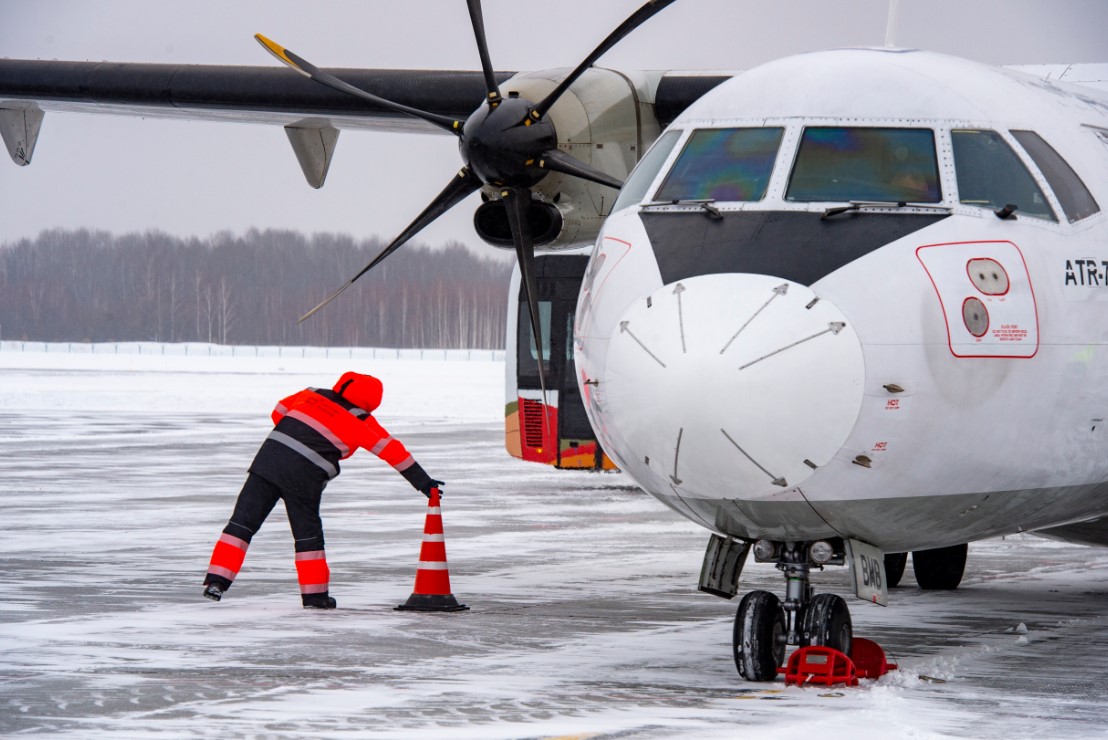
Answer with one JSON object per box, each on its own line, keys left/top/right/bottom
{"left": 779, "top": 544, "right": 816, "bottom": 647}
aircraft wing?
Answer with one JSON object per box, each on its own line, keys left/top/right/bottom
{"left": 0, "top": 60, "right": 511, "bottom": 134}
{"left": 0, "top": 59, "right": 731, "bottom": 177}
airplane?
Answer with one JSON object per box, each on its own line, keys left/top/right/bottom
{"left": 3, "top": 0, "right": 1108, "bottom": 682}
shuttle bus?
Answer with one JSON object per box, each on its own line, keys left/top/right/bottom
{"left": 504, "top": 253, "right": 616, "bottom": 471}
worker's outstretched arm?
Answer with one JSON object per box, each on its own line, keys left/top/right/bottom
{"left": 362, "top": 416, "right": 444, "bottom": 497}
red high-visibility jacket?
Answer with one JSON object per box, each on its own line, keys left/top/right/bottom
{"left": 248, "top": 373, "right": 417, "bottom": 492}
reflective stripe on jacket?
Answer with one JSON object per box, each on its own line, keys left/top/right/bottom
{"left": 254, "top": 387, "right": 414, "bottom": 483}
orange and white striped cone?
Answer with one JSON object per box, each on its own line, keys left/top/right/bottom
{"left": 396, "top": 487, "right": 469, "bottom": 612}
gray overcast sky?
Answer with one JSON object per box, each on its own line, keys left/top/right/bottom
{"left": 1, "top": 0, "right": 1106, "bottom": 252}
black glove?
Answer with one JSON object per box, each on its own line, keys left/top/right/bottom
{"left": 401, "top": 462, "right": 444, "bottom": 498}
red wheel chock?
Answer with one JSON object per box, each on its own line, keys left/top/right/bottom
{"left": 779, "top": 638, "right": 897, "bottom": 687}
{"left": 851, "top": 637, "right": 898, "bottom": 680}
{"left": 781, "top": 646, "right": 858, "bottom": 687}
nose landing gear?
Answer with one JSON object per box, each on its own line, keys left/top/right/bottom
{"left": 731, "top": 541, "right": 853, "bottom": 681}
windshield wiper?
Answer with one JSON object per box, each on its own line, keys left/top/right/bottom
{"left": 821, "top": 201, "right": 953, "bottom": 220}
{"left": 641, "top": 198, "right": 723, "bottom": 220}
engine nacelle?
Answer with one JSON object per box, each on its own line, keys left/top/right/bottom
{"left": 473, "top": 68, "right": 662, "bottom": 251}
{"left": 473, "top": 197, "right": 563, "bottom": 248}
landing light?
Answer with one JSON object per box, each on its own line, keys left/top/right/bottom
{"left": 752, "top": 539, "right": 778, "bottom": 562}
{"left": 810, "top": 540, "right": 835, "bottom": 564}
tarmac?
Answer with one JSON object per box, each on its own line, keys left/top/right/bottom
{"left": 3, "top": 358, "right": 1108, "bottom": 738}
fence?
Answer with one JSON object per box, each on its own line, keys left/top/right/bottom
{"left": 0, "top": 341, "right": 505, "bottom": 362}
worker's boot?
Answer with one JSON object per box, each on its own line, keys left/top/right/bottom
{"left": 302, "top": 593, "right": 337, "bottom": 610}
{"left": 203, "top": 574, "right": 231, "bottom": 602}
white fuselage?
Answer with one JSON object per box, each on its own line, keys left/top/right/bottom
{"left": 574, "top": 48, "right": 1108, "bottom": 552}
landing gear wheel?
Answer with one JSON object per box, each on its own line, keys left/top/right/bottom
{"left": 801, "top": 593, "right": 852, "bottom": 656}
{"left": 884, "top": 552, "right": 908, "bottom": 588}
{"left": 912, "top": 543, "right": 967, "bottom": 590}
{"left": 733, "top": 590, "right": 786, "bottom": 681}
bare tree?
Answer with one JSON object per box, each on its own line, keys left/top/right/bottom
{"left": 0, "top": 229, "right": 512, "bottom": 348}
{"left": 218, "top": 275, "right": 235, "bottom": 345}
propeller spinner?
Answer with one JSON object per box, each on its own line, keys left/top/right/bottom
{"left": 257, "top": 0, "right": 677, "bottom": 406}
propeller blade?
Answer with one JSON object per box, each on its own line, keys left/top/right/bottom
{"left": 539, "top": 148, "right": 624, "bottom": 190}
{"left": 298, "top": 168, "right": 482, "bottom": 323}
{"left": 255, "top": 34, "right": 464, "bottom": 136}
{"left": 530, "top": 0, "right": 678, "bottom": 121}
{"left": 465, "top": 0, "right": 502, "bottom": 105}
{"left": 502, "top": 186, "right": 551, "bottom": 432}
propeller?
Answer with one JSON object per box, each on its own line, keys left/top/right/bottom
{"left": 259, "top": 0, "right": 677, "bottom": 418}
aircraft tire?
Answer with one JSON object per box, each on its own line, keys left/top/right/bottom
{"left": 912, "top": 544, "right": 968, "bottom": 590}
{"left": 801, "top": 593, "right": 852, "bottom": 656}
{"left": 733, "top": 590, "right": 786, "bottom": 681}
{"left": 884, "top": 552, "right": 908, "bottom": 588}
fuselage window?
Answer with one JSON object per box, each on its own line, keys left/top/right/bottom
{"left": 612, "top": 129, "right": 682, "bottom": 213}
{"left": 785, "top": 127, "right": 941, "bottom": 203}
{"left": 950, "top": 129, "right": 1056, "bottom": 222}
{"left": 654, "top": 127, "right": 784, "bottom": 202}
{"left": 1010, "top": 130, "right": 1100, "bottom": 222}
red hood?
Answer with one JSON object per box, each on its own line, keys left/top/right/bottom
{"left": 333, "top": 372, "right": 383, "bottom": 412}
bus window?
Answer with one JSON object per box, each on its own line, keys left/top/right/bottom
{"left": 517, "top": 300, "right": 552, "bottom": 380}
{"left": 655, "top": 127, "right": 783, "bottom": 202}
{"left": 786, "top": 127, "right": 941, "bottom": 203}
{"left": 951, "top": 129, "right": 1056, "bottom": 221}
{"left": 1010, "top": 130, "right": 1100, "bottom": 222}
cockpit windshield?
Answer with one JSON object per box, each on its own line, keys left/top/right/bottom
{"left": 653, "top": 127, "right": 784, "bottom": 202}
{"left": 951, "top": 129, "right": 1056, "bottom": 221}
{"left": 612, "top": 129, "right": 681, "bottom": 213}
{"left": 786, "top": 127, "right": 941, "bottom": 204}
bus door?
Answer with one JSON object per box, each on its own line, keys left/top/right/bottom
{"left": 510, "top": 255, "right": 613, "bottom": 470}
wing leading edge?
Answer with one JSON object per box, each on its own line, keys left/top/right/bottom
{"left": 0, "top": 60, "right": 507, "bottom": 133}
{"left": 0, "top": 58, "right": 730, "bottom": 182}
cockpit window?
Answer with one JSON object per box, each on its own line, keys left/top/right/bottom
{"left": 786, "top": 127, "right": 941, "bottom": 203}
{"left": 951, "top": 130, "right": 1056, "bottom": 222}
{"left": 1011, "top": 130, "right": 1100, "bottom": 222}
{"left": 654, "top": 127, "right": 783, "bottom": 202}
{"left": 612, "top": 129, "right": 681, "bottom": 213}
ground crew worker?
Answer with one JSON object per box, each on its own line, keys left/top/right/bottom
{"left": 202, "top": 371, "right": 443, "bottom": 609}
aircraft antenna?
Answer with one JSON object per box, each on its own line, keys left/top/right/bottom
{"left": 884, "top": 0, "right": 902, "bottom": 47}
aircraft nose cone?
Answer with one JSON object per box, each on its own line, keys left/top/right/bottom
{"left": 601, "top": 274, "right": 865, "bottom": 499}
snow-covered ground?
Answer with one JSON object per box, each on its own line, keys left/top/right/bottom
{"left": 2, "top": 347, "right": 1108, "bottom": 738}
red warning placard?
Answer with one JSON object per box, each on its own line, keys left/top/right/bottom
{"left": 916, "top": 241, "right": 1038, "bottom": 359}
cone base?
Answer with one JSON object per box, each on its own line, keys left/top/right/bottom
{"left": 395, "top": 593, "right": 469, "bottom": 612}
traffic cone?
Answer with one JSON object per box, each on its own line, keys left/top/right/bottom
{"left": 396, "top": 487, "right": 469, "bottom": 612}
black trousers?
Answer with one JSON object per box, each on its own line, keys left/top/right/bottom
{"left": 223, "top": 472, "right": 326, "bottom": 554}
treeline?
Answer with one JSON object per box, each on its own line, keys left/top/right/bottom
{"left": 0, "top": 229, "right": 513, "bottom": 348}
